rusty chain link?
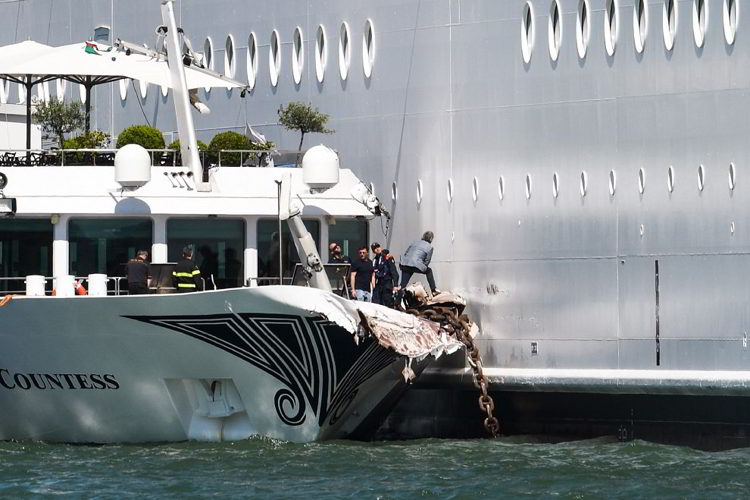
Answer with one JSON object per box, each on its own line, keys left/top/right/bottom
{"left": 406, "top": 305, "right": 500, "bottom": 437}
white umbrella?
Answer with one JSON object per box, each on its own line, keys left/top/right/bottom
{"left": 0, "top": 40, "right": 248, "bottom": 149}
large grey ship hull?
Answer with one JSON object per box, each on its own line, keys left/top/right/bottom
{"left": 3, "top": 0, "right": 750, "bottom": 447}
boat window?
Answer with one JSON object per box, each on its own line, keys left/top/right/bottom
{"left": 293, "top": 27, "right": 304, "bottom": 85}
{"left": 316, "top": 25, "right": 328, "bottom": 83}
{"left": 68, "top": 218, "right": 153, "bottom": 290}
{"left": 723, "top": 0, "right": 738, "bottom": 45}
{"left": 270, "top": 30, "right": 281, "bottom": 87}
{"left": 339, "top": 22, "right": 351, "bottom": 80}
{"left": 693, "top": 0, "right": 708, "bottom": 47}
{"left": 328, "top": 219, "right": 369, "bottom": 264}
{"left": 224, "top": 34, "right": 236, "bottom": 78}
{"left": 548, "top": 0, "right": 562, "bottom": 61}
{"left": 634, "top": 0, "right": 648, "bottom": 53}
{"left": 0, "top": 218, "right": 53, "bottom": 294}
{"left": 521, "top": 1, "right": 535, "bottom": 63}
{"left": 247, "top": 33, "right": 258, "bottom": 89}
{"left": 663, "top": 0, "right": 677, "bottom": 50}
{"left": 605, "top": 0, "right": 619, "bottom": 56}
{"left": 257, "top": 218, "right": 320, "bottom": 285}
{"left": 577, "top": 0, "right": 591, "bottom": 59}
{"left": 167, "top": 218, "right": 245, "bottom": 289}
{"left": 362, "top": 19, "right": 375, "bottom": 78}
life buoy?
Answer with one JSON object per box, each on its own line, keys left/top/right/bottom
{"left": 75, "top": 280, "right": 88, "bottom": 296}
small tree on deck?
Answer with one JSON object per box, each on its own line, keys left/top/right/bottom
{"left": 32, "top": 98, "right": 86, "bottom": 149}
{"left": 277, "top": 102, "right": 334, "bottom": 165}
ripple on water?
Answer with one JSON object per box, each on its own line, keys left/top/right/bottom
{"left": 1, "top": 438, "right": 750, "bottom": 499}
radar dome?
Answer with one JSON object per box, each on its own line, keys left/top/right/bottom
{"left": 302, "top": 145, "right": 339, "bottom": 190}
{"left": 115, "top": 144, "right": 151, "bottom": 188}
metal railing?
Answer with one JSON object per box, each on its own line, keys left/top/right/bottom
{"left": 0, "top": 148, "right": 297, "bottom": 168}
{"left": 0, "top": 275, "right": 212, "bottom": 296}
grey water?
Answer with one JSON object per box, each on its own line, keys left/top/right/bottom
{"left": 1, "top": 438, "right": 748, "bottom": 499}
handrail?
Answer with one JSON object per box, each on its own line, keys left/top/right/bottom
{"left": 0, "top": 148, "right": 298, "bottom": 168}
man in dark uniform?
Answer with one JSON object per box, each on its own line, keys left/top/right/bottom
{"left": 126, "top": 250, "right": 150, "bottom": 295}
{"left": 173, "top": 245, "right": 204, "bottom": 293}
{"left": 376, "top": 249, "right": 400, "bottom": 308}
{"left": 350, "top": 246, "right": 374, "bottom": 301}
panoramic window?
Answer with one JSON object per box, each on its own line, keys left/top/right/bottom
{"left": 548, "top": 0, "right": 563, "bottom": 61}
{"left": 257, "top": 219, "right": 320, "bottom": 284}
{"left": 576, "top": 0, "right": 591, "bottom": 58}
{"left": 270, "top": 30, "right": 281, "bottom": 86}
{"left": 605, "top": 0, "right": 619, "bottom": 55}
{"left": 521, "top": 1, "right": 535, "bottom": 63}
{"left": 0, "top": 218, "right": 53, "bottom": 293}
{"left": 315, "top": 25, "right": 327, "bottom": 82}
{"left": 224, "top": 35, "right": 236, "bottom": 78}
{"left": 68, "top": 218, "right": 153, "bottom": 289}
{"left": 328, "top": 220, "right": 368, "bottom": 263}
{"left": 634, "top": 0, "right": 648, "bottom": 53}
{"left": 362, "top": 19, "right": 376, "bottom": 78}
{"left": 693, "top": 0, "right": 708, "bottom": 47}
{"left": 167, "top": 218, "right": 245, "bottom": 289}
{"left": 247, "top": 32, "right": 258, "bottom": 89}
{"left": 292, "top": 27, "right": 304, "bottom": 85}
{"left": 339, "top": 22, "right": 351, "bottom": 80}
{"left": 663, "top": 0, "right": 678, "bottom": 50}
{"left": 723, "top": 0, "right": 738, "bottom": 45}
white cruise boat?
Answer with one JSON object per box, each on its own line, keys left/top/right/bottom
{"left": 2, "top": 0, "right": 750, "bottom": 448}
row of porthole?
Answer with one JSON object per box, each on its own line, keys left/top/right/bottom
{"left": 113, "top": 20, "right": 376, "bottom": 101}
{"left": 522, "top": 0, "right": 738, "bottom": 63}
{"left": 203, "top": 20, "right": 375, "bottom": 89}
{"left": 389, "top": 163, "right": 739, "bottom": 203}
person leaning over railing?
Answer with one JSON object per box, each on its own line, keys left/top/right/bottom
{"left": 172, "top": 245, "right": 204, "bottom": 292}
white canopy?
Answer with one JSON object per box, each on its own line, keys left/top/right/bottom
{"left": 0, "top": 40, "right": 245, "bottom": 90}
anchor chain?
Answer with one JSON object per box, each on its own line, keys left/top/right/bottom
{"left": 406, "top": 305, "right": 500, "bottom": 438}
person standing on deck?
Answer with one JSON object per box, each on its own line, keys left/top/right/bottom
{"left": 329, "top": 242, "right": 350, "bottom": 264}
{"left": 370, "top": 242, "right": 385, "bottom": 303}
{"left": 350, "top": 246, "right": 375, "bottom": 302}
{"left": 126, "top": 250, "right": 151, "bottom": 295}
{"left": 377, "top": 249, "right": 400, "bottom": 308}
{"left": 396, "top": 231, "right": 440, "bottom": 305}
{"left": 173, "top": 245, "right": 204, "bottom": 293}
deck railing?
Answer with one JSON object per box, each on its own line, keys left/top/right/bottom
{"left": 0, "top": 148, "right": 297, "bottom": 168}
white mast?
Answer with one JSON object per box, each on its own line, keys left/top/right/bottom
{"left": 160, "top": 0, "right": 210, "bottom": 192}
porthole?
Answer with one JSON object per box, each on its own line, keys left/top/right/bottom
{"left": 667, "top": 166, "right": 675, "bottom": 192}
{"left": 203, "top": 37, "right": 214, "bottom": 92}
{"left": 160, "top": 84, "right": 168, "bottom": 97}
{"left": 580, "top": 171, "right": 588, "bottom": 197}
{"left": 447, "top": 178, "right": 454, "bottom": 202}
{"left": 723, "top": 0, "right": 738, "bottom": 45}
{"left": 525, "top": 173, "right": 533, "bottom": 200}
{"left": 369, "top": 182, "right": 376, "bottom": 196}
{"left": 315, "top": 25, "right": 327, "bottom": 83}
{"left": 391, "top": 182, "right": 398, "bottom": 201}
{"left": 634, "top": 0, "right": 648, "bottom": 53}
{"left": 729, "top": 162, "right": 737, "bottom": 190}
{"left": 548, "top": 0, "right": 562, "bottom": 61}
{"left": 269, "top": 30, "right": 281, "bottom": 87}
{"left": 638, "top": 167, "right": 646, "bottom": 194}
{"left": 224, "top": 35, "right": 236, "bottom": 78}
{"left": 576, "top": 0, "right": 591, "bottom": 58}
{"left": 698, "top": 164, "right": 706, "bottom": 191}
{"left": 609, "top": 169, "right": 617, "bottom": 196}
{"left": 18, "top": 82, "right": 26, "bottom": 104}
{"left": 339, "top": 22, "right": 352, "bottom": 81}
{"left": 138, "top": 79, "right": 148, "bottom": 100}
{"left": 663, "top": 0, "right": 678, "bottom": 50}
{"left": 56, "top": 79, "right": 67, "bottom": 99}
{"left": 247, "top": 33, "right": 258, "bottom": 89}
{"left": 0, "top": 78, "right": 8, "bottom": 104}
{"left": 605, "top": 0, "right": 619, "bottom": 56}
{"left": 417, "top": 179, "right": 423, "bottom": 204}
{"left": 472, "top": 177, "right": 479, "bottom": 202}
{"left": 362, "top": 19, "right": 376, "bottom": 78}
{"left": 292, "top": 27, "right": 304, "bottom": 85}
{"left": 552, "top": 172, "right": 560, "bottom": 198}
{"left": 203, "top": 37, "right": 214, "bottom": 70}
{"left": 693, "top": 0, "right": 708, "bottom": 48}
{"left": 498, "top": 176, "right": 505, "bottom": 201}
{"left": 521, "top": 1, "right": 536, "bottom": 63}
